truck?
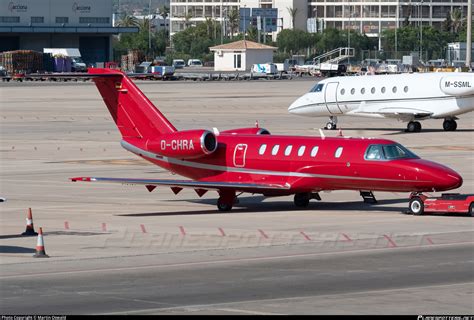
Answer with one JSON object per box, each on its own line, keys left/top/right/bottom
{"left": 409, "top": 193, "right": 474, "bottom": 216}
{"left": 43, "top": 48, "right": 87, "bottom": 72}
{"left": 319, "top": 63, "right": 346, "bottom": 77}
{"left": 251, "top": 63, "right": 278, "bottom": 75}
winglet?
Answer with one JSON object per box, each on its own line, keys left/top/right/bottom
{"left": 70, "top": 177, "right": 92, "bottom": 182}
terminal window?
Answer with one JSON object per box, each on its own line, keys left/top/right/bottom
{"left": 79, "top": 17, "right": 110, "bottom": 24}
{"left": 0, "top": 16, "right": 20, "bottom": 23}
{"left": 56, "top": 17, "right": 69, "bottom": 23}
{"left": 31, "top": 17, "right": 44, "bottom": 23}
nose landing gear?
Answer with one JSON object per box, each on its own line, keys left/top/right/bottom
{"left": 325, "top": 116, "right": 338, "bottom": 130}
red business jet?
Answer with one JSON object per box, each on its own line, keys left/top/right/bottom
{"left": 71, "top": 68, "right": 462, "bottom": 211}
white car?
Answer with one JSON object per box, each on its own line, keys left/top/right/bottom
{"left": 187, "top": 59, "right": 203, "bottom": 67}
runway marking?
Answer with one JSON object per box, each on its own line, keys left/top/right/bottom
{"left": 300, "top": 231, "right": 311, "bottom": 241}
{"left": 426, "top": 237, "right": 434, "bottom": 245}
{"left": 0, "top": 241, "right": 472, "bottom": 280}
{"left": 384, "top": 235, "right": 397, "bottom": 248}
{"left": 210, "top": 308, "right": 284, "bottom": 315}
{"left": 341, "top": 233, "right": 352, "bottom": 242}
{"left": 140, "top": 224, "right": 147, "bottom": 234}
{"left": 258, "top": 229, "right": 269, "bottom": 239}
{"left": 100, "top": 281, "right": 474, "bottom": 315}
{"left": 179, "top": 226, "right": 186, "bottom": 236}
{"left": 218, "top": 228, "right": 226, "bottom": 237}
{"left": 101, "top": 223, "right": 107, "bottom": 232}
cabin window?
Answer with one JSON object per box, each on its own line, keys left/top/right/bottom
{"left": 298, "top": 146, "right": 306, "bottom": 156}
{"left": 259, "top": 144, "right": 267, "bottom": 155}
{"left": 272, "top": 145, "right": 280, "bottom": 155}
{"left": 404, "top": 86, "right": 409, "bottom": 93}
{"left": 340, "top": 88, "right": 345, "bottom": 95}
{"left": 284, "top": 145, "right": 293, "bottom": 156}
{"left": 310, "top": 83, "right": 324, "bottom": 93}
{"left": 381, "top": 87, "right": 386, "bottom": 93}
{"left": 351, "top": 88, "right": 355, "bottom": 95}
{"left": 365, "top": 145, "right": 383, "bottom": 160}
{"left": 334, "top": 147, "right": 343, "bottom": 158}
{"left": 392, "top": 86, "right": 397, "bottom": 93}
{"left": 310, "top": 146, "right": 319, "bottom": 157}
{"left": 371, "top": 87, "right": 376, "bottom": 94}
{"left": 360, "top": 88, "right": 365, "bottom": 94}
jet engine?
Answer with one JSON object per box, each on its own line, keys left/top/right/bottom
{"left": 221, "top": 127, "right": 270, "bottom": 135}
{"left": 147, "top": 129, "right": 218, "bottom": 159}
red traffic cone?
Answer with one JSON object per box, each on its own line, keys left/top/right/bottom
{"left": 21, "top": 208, "right": 38, "bottom": 236}
{"left": 33, "top": 227, "right": 49, "bottom": 258}
{"left": 338, "top": 129, "right": 343, "bottom": 137}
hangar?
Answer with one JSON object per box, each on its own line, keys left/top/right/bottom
{"left": 0, "top": 0, "right": 138, "bottom": 64}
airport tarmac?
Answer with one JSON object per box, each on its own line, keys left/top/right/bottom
{"left": 1, "top": 79, "right": 473, "bottom": 314}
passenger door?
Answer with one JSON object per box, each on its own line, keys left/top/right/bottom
{"left": 324, "top": 82, "right": 343, "bottom": 114}
{"left": 233, "top": 144, "right": 247, "bottom": 168}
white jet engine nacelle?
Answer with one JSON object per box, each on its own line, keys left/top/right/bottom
{"left": 440, "top": 75, "right": 474, "bottom": 96}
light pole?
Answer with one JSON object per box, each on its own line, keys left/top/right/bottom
{"left": 419, "top": 1, "right": 423, "bottom": 60}
{"left": 243, "top": 5, "right": 247, "bottom": 41}
{"left": 466, "top": 0, "right": 472, "bottom": 68}
{"left": 221, "top": 7, "right": 227, "bottom": 44}
{"left": 149, "top": 0, "right": 152, "bottom": 56}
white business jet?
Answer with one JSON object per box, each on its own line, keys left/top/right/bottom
{"left": 288, "top": 72, "right": 474, "bottom": 132}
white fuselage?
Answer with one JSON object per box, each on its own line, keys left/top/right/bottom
{"left": 288, "top": 72, "right": 474, "bottom": 122}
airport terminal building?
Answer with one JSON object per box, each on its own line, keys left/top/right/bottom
{"left": 0, "top": 0, "right": 138, "bottom": 64}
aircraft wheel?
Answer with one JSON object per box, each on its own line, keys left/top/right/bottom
{"left": 407, "top": 121, "right": 421, "bottom": 133}
{"left": 443, "top": 119, "right": 457, "bottom": 131}
{"left": 409, "top": 197, "right": 424, "bottom": 215}
{"left": 469, "top": 203, "right": 474, "bottom": 217}
{"left": 217, "top": 198, "right": 233, "bottom": 212}
{"left": 325, "top": 122, "right": 336, "bottom": 130}
{"left": 294, "top": 193, "right": 310, "bottom": 208}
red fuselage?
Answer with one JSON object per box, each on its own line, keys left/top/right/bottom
{"left": 122, "top": 134, "right": 462, "bottom": 195}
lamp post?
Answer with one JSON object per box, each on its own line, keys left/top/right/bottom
{"left": 221, "top": 7, "right": 227, "bottom": 44}
{"left": 243, "top": 5, "right": 247, "bottom": 41}
{"left": 419, "top": 1, "right": 423, "bottom": 61}
{"left": 149, "top": 0, "right": 152, "bottom": 54}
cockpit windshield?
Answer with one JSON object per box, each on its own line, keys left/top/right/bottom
{"left": 365, "top": 144, "right": 419, "bottom": 160}
{"left": 310, "top": 83, "right": 324, "bottom": 93}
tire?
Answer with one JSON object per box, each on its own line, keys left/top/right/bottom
{"left": 409, "top": 197, "right": 424, "bottom": 215}
{"left": 443, "top": 120, "right": 457, "bottom": 131}
{"left": 294, "top": 193, "right": 310, "bottom": 208}
{"left": 414, "top": 121, "right": 422, "bottom": 132}
{"left": 469, "top": 203, "right": 474, "bottom": 217}
{"left": 407, "top": 122, "right": 417, "bottom": 133}
{"left": 217, "top": 198, "right": 233, "bottom": 212}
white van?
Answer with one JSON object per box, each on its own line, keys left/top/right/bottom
{"left": 172, "top": 59, "right": 185, "bottom": 69}
{"left": 187, "top": 59, "right": 203, "bottom": 67}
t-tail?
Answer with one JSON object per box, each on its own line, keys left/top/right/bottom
{"left": 88, "top": 68, "right": 218, "bottom": 159}
{"left": 88, "top": 68, "right": 177, "bottom": 139}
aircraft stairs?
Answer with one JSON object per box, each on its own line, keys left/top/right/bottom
{"left": 360, "top": 191, "right": 377, "bottom": 204}
{"left": 312, "top": 47, "right": 355, "bottom": 65}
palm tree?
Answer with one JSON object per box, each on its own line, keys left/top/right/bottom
{"left": 287, "top": 7, "right": 298, "bottom": 29}
{"left": 160, "top": 5, "right": 170, "bottom": 20}
{"left": 139, "top": 17, "right": 150, "bottom": 33}
{"left": 227, "top": 8, "right": 239, "bottom": 39}
{"left": 184, "top": 13, "right": 193, "bottom": 29}
{"left": 450, "top": 8, "right": 463, "bottom": 34}
{"left": 116, "top": 14, "right": 139, "bottom": 27}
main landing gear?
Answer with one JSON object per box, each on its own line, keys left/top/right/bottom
{"left": 294, "top": 192, "right": 321, "bottom": 208}
{"left": 407, "top": 119, "right": 458, "bottom": 133}
{"left": 325, "top": 116, "right": 338, "bottom": 130}
{"left": 217, "top": 190, "right": 236, "bottom": 212}
{"left": 406, "top": 121, "right": 422, "bottom": 133}
{"left": 443, "top": 119, "right": 457, "bottom": 131}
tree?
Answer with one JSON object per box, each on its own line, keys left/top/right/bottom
{"left": 277, "top": 29, "right": 312, "bottom": 54}
{"left": 160, "top": 5, "right": 170, "bottom": 19}
{"left": 450, "top": 8, "right": 463, "bottom": 34}
{"left": 116, "top": 14, "right": 139, "bottom": 27}
{"left": 287, "top": 7, "right": 298, "bottom": 29}
{"left": 227, "top": 8, "right": 240, "bottom": 38}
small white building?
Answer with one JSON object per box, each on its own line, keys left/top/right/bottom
{"left": 209, "top": 40, "right": 277, "bottom": 72}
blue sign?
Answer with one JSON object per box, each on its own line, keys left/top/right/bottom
{"left": 239, "top": 8, "right": 278, "bottom": 32}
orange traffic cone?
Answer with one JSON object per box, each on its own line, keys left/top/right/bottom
{"left": 21, "top": 208, "right": 38, "bottom": 236}
{"left": 33, "top": 227, "right": 49, "bottom": 258}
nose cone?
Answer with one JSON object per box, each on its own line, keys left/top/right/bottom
{"left": 288, "top": 94, "right": 314, "bottom": 116}
{"left": 417, "top": 160, "right": 463, "bottom": 191}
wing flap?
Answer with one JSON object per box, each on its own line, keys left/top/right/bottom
{"left": 70, "top": 177, "right": 290, "bottom": 192}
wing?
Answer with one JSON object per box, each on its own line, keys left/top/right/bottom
{"left": 352, "top": 102, "right": 433, "bottom": 121}
{"left": 70, "top": 177, "right": 290, "bottom": 194}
